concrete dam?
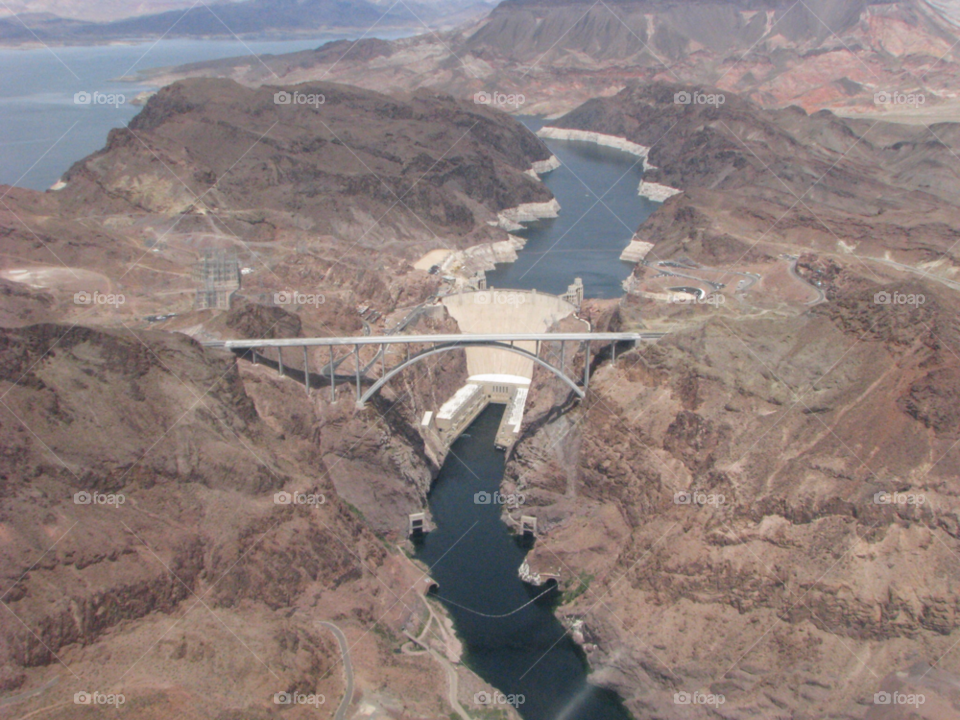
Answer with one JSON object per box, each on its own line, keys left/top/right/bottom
{"left": 419, "top": 285, "right": 584, "bottom": 461}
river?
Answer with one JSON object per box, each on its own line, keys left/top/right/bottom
{"left": 417, "top": 125, "right": 658, "bottom": 720}
{"left": 485, "top": 116, "right": 660, "bottom": 299}
{"left": 416, "top": 407, "right": 633, "bottom": 720}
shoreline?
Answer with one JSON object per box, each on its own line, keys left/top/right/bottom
{"left": 535, "top": 127, "right": 651, "bottom": 169}
{"left": 416, "top": 157, "right": 563, "bottom": 281}
{"left": 637, "top": 179, "right": 682, "bottom": 201}
{"left": 496, "top": 198, "right": 561, "bottom": 232}
{"left": 0, "top": 28, "right": 421, "bottom": 51}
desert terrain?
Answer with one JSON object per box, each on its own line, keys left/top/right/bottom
{"left": 2, "top": 0, "right": 960, "bottom": 718}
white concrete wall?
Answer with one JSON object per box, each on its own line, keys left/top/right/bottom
{"left": 442, "top": 290, "right": 576, "bottom": 379}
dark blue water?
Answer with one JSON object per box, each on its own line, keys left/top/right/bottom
{"left": 485, "top": 116, "right": 660, "bottom": 300}
{"left": 0, "top": 34, "right": 413, "bottom": 190}
{"left": 417, "top": 407, "right": 633, "bottom": 720}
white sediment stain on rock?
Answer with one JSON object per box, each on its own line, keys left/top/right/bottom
{"left": 525, "top": 154, "right": 562, "bottom": 178}
{"left": 619, "top": 238, "right": 655, "bottom": 262}
{"left": 497, "top": 198, "right": 560, "bottom": 232}
{"left": 637, "top": 179, "right": 682, "bottom": 201}
{"left": 439, "top": 234, "right": 528, "bottom": 276}
{"left": 535, "top": 126, "right": 651, "bottom": 168}
{"left": 518, "top": 559, "right": 542, "bottom": 585}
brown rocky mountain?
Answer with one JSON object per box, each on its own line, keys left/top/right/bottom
{"left": 549, "top": 82, "right": 960, "bottom": 272}
{"left": 139, "top": 0, "right": 960, "bottom": 120}
{"left": 58, "top": 77, "right": 551, "bottom": 255}
{"left": 511, "top": 278, "right": 960, "bottom": 719}
{"left": 0, "top": 322, "right": 468, "bottom": 718}
{"left": 0, "top": 78, "right": 554, "bottom": 340}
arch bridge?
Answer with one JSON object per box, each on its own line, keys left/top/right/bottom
{"left": 204, "top": 332, "right": 666, "bottom": 407}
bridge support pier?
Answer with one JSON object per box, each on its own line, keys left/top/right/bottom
{"left": 329, "top": 346, "right": 335, "bottom": 401}
{"left": 559, "top": 340, "right": 565, "bottom": 371}
{"left": 583, "top": 341, "right": 590, "bottom": 391}
{"left": 354, "top": 344, "right": 362, "bottom": 406}
{"left": 303, "top": 347, "right": 310, "bottom": 394}
{"left": 277, "top": 347, "right": 284, "bottom": 377}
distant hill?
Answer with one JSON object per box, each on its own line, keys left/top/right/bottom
{"left": 138, "top": 0, "right": 960, "bottom": 120}
{"left": 0, "top": 0, "right": 494, "bottom": 43}
{"left": 0, "top": 0, "right": 209, "bottom": 22}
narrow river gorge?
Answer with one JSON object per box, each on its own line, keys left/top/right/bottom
{"left": 417, "top": 127, "right": 661, "bottom": 720}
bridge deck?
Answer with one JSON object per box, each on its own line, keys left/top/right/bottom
{"left": 204, "top": 332, "right": 667, "bottom": 350}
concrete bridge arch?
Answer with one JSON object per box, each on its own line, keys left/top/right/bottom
{"left": 358, "top": 340, "right": 583, "bottom": 406}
